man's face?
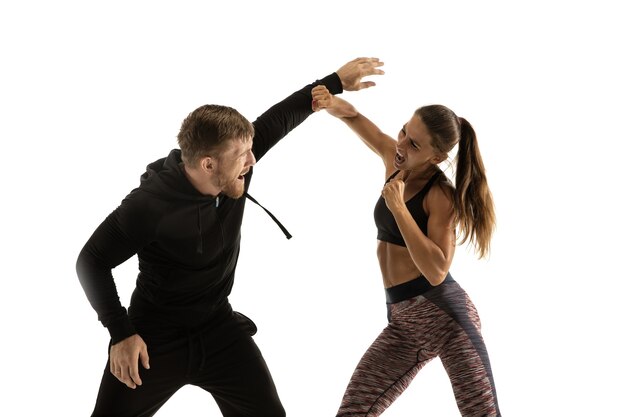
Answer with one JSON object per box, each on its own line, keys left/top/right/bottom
{"left": 213, "top": 137, "right": 255, "bottom": 198}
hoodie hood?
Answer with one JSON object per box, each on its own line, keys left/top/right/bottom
{"left": 139, "top": 149, "right": 218, "bottom": 204}
{"left": 138, "top": 149, "right": 220, "bottom": 254}
{"left": 137, "top": 149, "right": 289, "bottom": 254}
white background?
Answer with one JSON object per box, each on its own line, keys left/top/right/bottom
{"left": 1, "top": 0, "right": 625, "bottom": 415}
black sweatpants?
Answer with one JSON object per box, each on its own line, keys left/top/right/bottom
{"left": 91, "top": 314, "right": 284, "bottom": 417}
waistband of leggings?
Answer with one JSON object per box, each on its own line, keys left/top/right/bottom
{"left": 385, "top": 272, "right": 455, "bottom": 304}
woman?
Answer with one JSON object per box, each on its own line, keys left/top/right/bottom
{"left": 312, "top": 85, "right": 501, "bottom": 416}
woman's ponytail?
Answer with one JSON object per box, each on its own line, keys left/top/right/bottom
{"left": 454, "top": 117, "right": 496, "bottom": 258}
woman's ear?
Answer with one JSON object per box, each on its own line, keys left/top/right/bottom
{"left": 431, "top": 153, "right": 447, "bottom": 165}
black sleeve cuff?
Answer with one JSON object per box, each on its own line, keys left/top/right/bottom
{"left": 322, "top": 72, "right": 343, "bottom": 95}
{"left": 107, "top": 316, "right": 137, "bottom": 345}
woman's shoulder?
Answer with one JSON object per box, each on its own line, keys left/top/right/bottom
{"left": 426, "top": 170, "right": 455, "bottom": 209}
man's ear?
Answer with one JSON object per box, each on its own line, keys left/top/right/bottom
{"left": 200, "top": 156, "right": 215, "bottom": 173}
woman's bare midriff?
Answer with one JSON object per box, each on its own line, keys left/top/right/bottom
{"left": 377, "top": 240, "right": 422, "bottom": 288}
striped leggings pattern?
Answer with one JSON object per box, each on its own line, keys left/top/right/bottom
{"left": 336, "top": 281, "right": 500, "bottom": 416}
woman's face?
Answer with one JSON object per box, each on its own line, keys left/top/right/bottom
{"left": 393, "top": 114, "right": 441, "bottom": 171}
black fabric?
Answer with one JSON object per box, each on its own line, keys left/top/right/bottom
{"left": 373, "top": 170, "right": 443, "bottom": 247}
{"left": 385, "top": 272, "right": 455, "bottom": 305}
{"left": 91, "top": 312, "right": 284, "bottom": 417}
{"left": 76, "top": 72, "right": 343, "bottom": 345}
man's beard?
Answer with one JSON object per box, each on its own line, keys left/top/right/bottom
{"left": 219, "top": 176, "right": 245, "bottom": 199}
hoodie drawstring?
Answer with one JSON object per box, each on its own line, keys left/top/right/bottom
{"left": 245, "top": 192, "right": 292, "bottom": 239}
{"left": 197, "top": 194, "right": 291, "bottom": 253}
{"left": 196, "top": 204, "right": 203, "bottom": 254}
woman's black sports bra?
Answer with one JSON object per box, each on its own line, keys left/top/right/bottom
{"left": 373, "top": 170, "right": 443, "bottom": 246}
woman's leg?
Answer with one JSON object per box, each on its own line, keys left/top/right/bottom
{"left": 425, "top": 283, "right": 501, "bottom": 416}
{"left": 336, "top": 299, "right": 437, "bottom": 417}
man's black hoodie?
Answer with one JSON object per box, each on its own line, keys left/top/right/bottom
{"left": 76, "top": 73, "right": 343, "bottom": 346}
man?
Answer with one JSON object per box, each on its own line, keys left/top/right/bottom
{"left": 76, "top": 57, "right": 384, "bottom": 417}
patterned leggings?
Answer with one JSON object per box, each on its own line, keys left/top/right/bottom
{"left": 336, "top": 278, "right": 501, "bottom": 416}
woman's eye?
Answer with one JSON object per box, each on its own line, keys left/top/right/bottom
{"left": 410, "top": 141, "right": 418, "bottom": 149}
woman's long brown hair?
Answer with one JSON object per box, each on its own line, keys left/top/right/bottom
{"left": 416, "top": 106, "right": 496, "bottom": 258}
